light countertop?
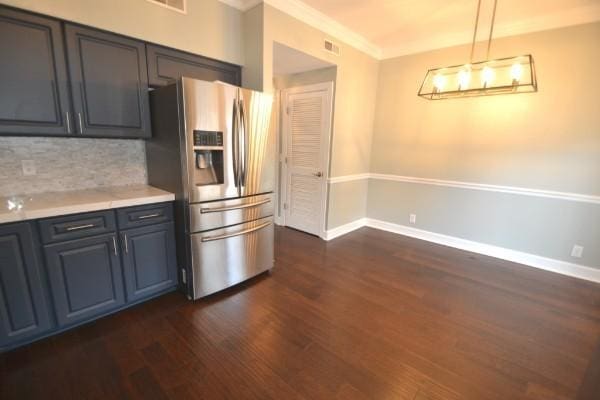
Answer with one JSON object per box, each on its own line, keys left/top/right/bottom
{"left": 0, "top": 185, "right": 175, "bottom": 224}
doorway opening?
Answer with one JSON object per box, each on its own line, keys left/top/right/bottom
{"left": 272, "top": 42, "right": 336, "bottom": 239}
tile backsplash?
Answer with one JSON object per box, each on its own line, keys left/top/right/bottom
{"left": 0, "top": 137, "right": 147, "bottom": 196}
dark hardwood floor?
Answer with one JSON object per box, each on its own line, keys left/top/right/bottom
{"left": 2, "top": 226, "right": 600, "bottom": 400}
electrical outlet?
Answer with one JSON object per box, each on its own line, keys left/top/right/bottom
{"left": 571, "top": 245, "right": 584, "bottom": 259}
{"left": 409, "top": 214, "right": 417, "bottom": 224}
{"left": 21, "top": 160, "right": 36, "bottom": 176}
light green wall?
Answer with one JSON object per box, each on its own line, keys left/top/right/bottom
{"left": 367, "top": 179, "right": 600, "bottom": 267}
{"left": 329, "top": 180, "right": 369, "bottom": 229}
{"left": 273, "top": 67, "right": 337, "bottom": 89}
{"left": 367, "top": 22, "right": 600, "bottom": 268}
{"left": 258, "top": 4, "right": 379, "bottom": 230}
{"left": 242, "top": 3, "right": 264, "bottom": 90}
{"left": 1, "top": 0, "right": 244, "bottom": 65}
{"left": 371, "top": 22, "right": 600, "bottom": 194}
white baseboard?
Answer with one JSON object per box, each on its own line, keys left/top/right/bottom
{"left": 324, "top": 218, "right": 600, "bottom": 283}
{"left": 324, "top": 218, "right": 367, "bottom": 241}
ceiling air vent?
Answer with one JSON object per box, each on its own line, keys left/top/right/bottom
{"left": 324, "top": 39, "right": 340, "bottom": 56}
{"left": 146, "top": 0, "right": 186, "bottom": 14}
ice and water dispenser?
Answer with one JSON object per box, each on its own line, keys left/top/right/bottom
{"left": 193, "top": 130, "right": 224, "bottom": 185}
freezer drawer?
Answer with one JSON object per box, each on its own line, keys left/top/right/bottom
{"left": 189, "top": 193, "right": 273, "bottom": 233}
{"left": 190, "top": 216, "right": 273, "bottom": 298}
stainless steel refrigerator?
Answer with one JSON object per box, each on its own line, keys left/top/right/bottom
{"left": 146, "top": 78, "right": 275, "bottom": 299}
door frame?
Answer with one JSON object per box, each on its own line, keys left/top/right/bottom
{"left": 277, "top": 81, "right": 334, "bottom": 239}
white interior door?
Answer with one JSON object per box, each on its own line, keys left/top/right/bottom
{"left": 282, "top": 82, "right": 333, "bottom": 237}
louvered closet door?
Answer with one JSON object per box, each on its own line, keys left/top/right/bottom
{"left": 283, "top": 83, "right": 333, "bottom": 236}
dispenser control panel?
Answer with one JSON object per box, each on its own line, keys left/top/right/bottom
{"left": 194, "top": 130, "right": 223, "bottom": 147}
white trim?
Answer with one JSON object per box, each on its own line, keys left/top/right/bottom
{"left": 327, "top": 173, "right": 370, "bottom": 184}
{"left": 146, "top": 0, "right": 187, "bottom": 14}
{"left": 221, "top": 1, "right": 600, "bottom": 60}
{"left": 280, "top": 82, "right": 335, "bottom": 239}
{"left": 382, "top": 3, "right": 600, "bottom": 59}
{"left": 327, "top": 173, "right": 600, "bottom": 205}
{"left": 265, "top": 0, "right": 381, "bottom": 59}
{"left": 324, "top": 218, "right": 367, "bottom": 241}
{"left": 219, "top": 0, "right": 381, "bottom": 59}
{"left": 324, "top": 218, "right": 600, "bottom": 283}
{"left": 218, "top": 0, "right": 262, "bottom": 12}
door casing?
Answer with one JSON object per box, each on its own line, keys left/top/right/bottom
{"left": 278, "top": 82, "right": 334, "bottom": 239}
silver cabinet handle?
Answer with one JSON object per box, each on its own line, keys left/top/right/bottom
{"left": 112, "top": 236, "right": 118, "bottom": 256}
{"left": 123, "top": 233, "right": 129, "bottom": 253}
{"left": 65, "top": 111, "right": 72, "bottom": 133}
{"left": 137, "top": 213, "right": 161, "bottom": 220}
{"left": 77, "top": 112, "right": 83, "bottom": 134}
{"left": 200, "top": 198, "right": 270, "bottom": 214}
{"left": 66, "top": 223, "right": 95, "bottom": 231}
{"left": 201, "top": 220, "right": 271, "bottom": 242}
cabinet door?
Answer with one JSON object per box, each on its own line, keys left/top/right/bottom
{"left": 121, "top": 222, "right": 177, "bottom": 302}
{"left": 0, "top": 222, "right": 53, "bottom": 348}
{"left": 44, "top": 234, "right": 125, "bottom": 327}
{"left": 146, "top": 44, "right": 241, "bottom": 87}
{"left": 0, "top": 7, "right": 72, "bottom": 136}
{"left": 64, "top": 24, "right": 151, "bottom": 138}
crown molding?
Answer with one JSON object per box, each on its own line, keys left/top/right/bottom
{"left": 218, "top": 0, "right": 381, "bottom": 59}
{"left": 264, "top": 0, "right": 382, "bottom": 59}
{"left": 221, "top": 1, "right": 600, "bottom": 61}
{"left": 218, "top": 0, "right": 262, "bottom": 12}
{"left": 381, "top": 3, "right": 600, "bottom": 59}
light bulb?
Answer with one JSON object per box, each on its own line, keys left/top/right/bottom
{"left": 481, "top": 66, "right": 494, "bottom": 87}
{"left": 510, "top": 63, "right": 523, "bottom": 84}
{"left": 457, "top": 67, "right": 471, "bottom": 90}
{"left": 433, "top": 73, "right": 446, "bottom": 92}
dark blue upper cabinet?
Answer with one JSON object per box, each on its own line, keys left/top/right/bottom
{"left": 146, "top": 44, "right": 241, "bottom": 87}
{"left": 0, "top": 222, "right": 53, "bottom": 349}
{"left": 0, "top": 7, "right": 72, "bottom": 136}
{"left": 43, "top": 233, "right": 125, "bottom": 327}
{"left": 64, "top": 24, "right": 151, "bottom": 139}
{"left": 120, "top": 222, "right": 178, "bottom": 302}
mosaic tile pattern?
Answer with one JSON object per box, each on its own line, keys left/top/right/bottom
{"left": 0, "top": 137, "right": 147, "bottom": 196}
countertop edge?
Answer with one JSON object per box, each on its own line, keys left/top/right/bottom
{"left": 0, "top": 188, "right": 175, "bottom": 225}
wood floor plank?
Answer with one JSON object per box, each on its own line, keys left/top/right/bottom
{"left": 1, "top": 226, "right": 599, "bottom": 400}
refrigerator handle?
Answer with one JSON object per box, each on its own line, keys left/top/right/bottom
{"left": 232, "top": 98, "right": 240, "bottom": 188}
{"left": 239, "top": 98, "right": 247, "bottom": 187}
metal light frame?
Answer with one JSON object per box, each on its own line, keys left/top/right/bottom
{"left": 417, "top": 0, "right": 538, "bottom": 100}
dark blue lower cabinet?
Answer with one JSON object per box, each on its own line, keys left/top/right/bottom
{"left": 43, "top": 233, "right": 125, "bottom": 327}
{"left": 120, "top": 222, "right": 177, "bottom": 302}
{"left": 0, "top": 223, "right": 53, "bottom": 349}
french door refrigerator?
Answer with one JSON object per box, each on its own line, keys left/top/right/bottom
{"left": 146, "top": 78, "right": 274, "bottom": 299}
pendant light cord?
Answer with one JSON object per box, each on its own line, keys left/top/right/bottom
{"left": 469, "top": 0, "right": 482, "bottom": 63}
{"left": 470, "top": 0, "right": 499, "bottom": 62}
{"left": 486, "top": 0, "right": 498, "bottom": 59}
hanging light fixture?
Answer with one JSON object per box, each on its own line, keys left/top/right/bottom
{"left": 418, "top": 0, "right": 537, "bottom": 100}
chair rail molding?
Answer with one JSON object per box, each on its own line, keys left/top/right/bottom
{"left": 327, "top": 173, "right": 600, "bottom": 205}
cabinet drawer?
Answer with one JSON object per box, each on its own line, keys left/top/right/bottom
{"left": 38, "top": 210, "right": 116, "bottom": 244}
{"left": 117, "top": 202, "right": 173, "bottom": 229}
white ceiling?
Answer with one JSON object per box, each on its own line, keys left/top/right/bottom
{"left": 273, "top": 42, "right": 334, "bottom": 75}
{"left": 222, "top": 0, "right": 600, "bottom": 59}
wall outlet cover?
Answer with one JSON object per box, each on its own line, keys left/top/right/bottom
{"left": 409, "top": 214, "right": 417, "bottom": 224}
{"left": 571, "top": 245, "right": 584, "bottom": 258}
